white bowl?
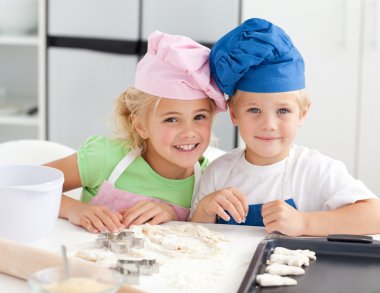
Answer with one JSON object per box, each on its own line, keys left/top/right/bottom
{"left": 0, "top": 165, "right": 64, "bottom": 242}
{"left": 0, "top": 0, "right": 38, "bottom": 35}
{"left": 28, "top": 265, "right": 125, "bottom": 293}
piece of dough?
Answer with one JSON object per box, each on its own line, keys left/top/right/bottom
{"left": 256, "top": 273, "right": 297, "bottom": 286}
{"left": 274, "top": 247, "right": 316, "bottom": 260}
{"left": 267, "top": 253, "right": 310, "bottom": 267}
{"left": 265, "top": 263, "right": 305, "bottom": 275}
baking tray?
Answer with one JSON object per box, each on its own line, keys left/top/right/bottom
{"left": 239, "top": 234, "right": 380, "bottom": 293}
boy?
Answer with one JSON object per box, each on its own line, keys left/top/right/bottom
{"left": 190, "top": 18, "right": 380, "bottom": 236}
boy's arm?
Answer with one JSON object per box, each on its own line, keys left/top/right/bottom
{"left": 262, "top": 198, "right": 380, "bottom": 236}
{"left": 302, "top": 198, "right": 380, "bottom": 236}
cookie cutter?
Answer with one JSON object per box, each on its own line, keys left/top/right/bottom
{"left": 95, "top": 230, "right": 144, "bottom": 253}
{"left": 117, "top": 259, "right": 159, "bottom": 276}
{"left": 114, "top": 260, "right": 140, "bottom": 285}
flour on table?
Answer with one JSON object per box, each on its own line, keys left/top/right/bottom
{"left": 72, "top": 223, "right": 229, "bottom": 293}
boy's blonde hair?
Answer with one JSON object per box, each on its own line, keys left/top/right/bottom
{"left": 229, "top": 89, "right": 310, "bottom": 115}
{"left": 113, "top": 87, "right": 161, "bottom": 153}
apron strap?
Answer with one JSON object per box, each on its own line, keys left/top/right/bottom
{"left": 192, "top": 161, "right": 202, "bottom": 198}
{"left": 108, "top": 148, "right": 141, "bottom": 185}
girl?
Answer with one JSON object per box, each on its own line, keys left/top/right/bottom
{"left": 46, "top": 31, "right": 226, "bottom": 233}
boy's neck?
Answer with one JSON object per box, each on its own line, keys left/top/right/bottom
{"left": 244, "top": 146, "right": 291, "bottom": 166}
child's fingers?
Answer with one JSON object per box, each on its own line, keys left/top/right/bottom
{"left": 122, "top": 202, "right": 152, "bottom": 227}
{"left": 102, "top": 208, "right": 123, "bottom": 230}
{"left": 261, "top": 200, "right": 283, "bottom": 218}
{"left": 225, "top": 190, "right": 248, "bottom": 220}
{"left": 215, "top": 205, "right": 231, "bottom": 221}
{"left": 97, "top": 212, "right": 122, "bottom": 233}
{"left": 148, "top": 213, "right": 167, "bottom": 225}
{"left": 216, "top": 198, "right": 243, "bottom": 222}
{"left": 262, "top": 210, "right": 278, "bottom": 227}
{"left": 85, "top": 213, "right": 108, "bottom": 233}
{"left": 130, "top": 208, "right": 159, "bottom": 226}
{"left": 80, "top": 217, "right": 99, "bottom": 233}
{"left": 229, "top": 187, "right": 249, "bottom": 214}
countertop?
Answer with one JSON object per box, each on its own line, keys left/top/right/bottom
{"left": 0, "top": 219, "right": 269, "bottom": 293}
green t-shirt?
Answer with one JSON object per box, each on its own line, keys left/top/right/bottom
{"left": 77, "top": 136, "right": 207, "bottom": 208}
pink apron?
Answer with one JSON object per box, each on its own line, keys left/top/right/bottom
{"left": 89, "top": 148, "right": 201, "bottom": 221}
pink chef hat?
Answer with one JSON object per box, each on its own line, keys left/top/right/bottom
{"left": 134, "top": 31, "right": 227, "bottom": 112}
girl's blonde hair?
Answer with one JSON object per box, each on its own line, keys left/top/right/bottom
{"left": 113, "top": 87, "right": 219, "bottom": 152}
{"left": 113, "top": 87, "right": 161, "bottom": 153}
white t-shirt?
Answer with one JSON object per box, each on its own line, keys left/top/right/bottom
{"left": 191, "top": 145, "right": 376, "bottom": 216}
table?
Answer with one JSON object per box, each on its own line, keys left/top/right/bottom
{"left": 0, "top": 219, "right": 268, "bottom": 293}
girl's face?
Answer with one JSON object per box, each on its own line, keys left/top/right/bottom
{"left": 137, "top": 98, "right": 213, "bottom": 179}
{"left": 230, "top": 91, "right": 310, "bottom": 166}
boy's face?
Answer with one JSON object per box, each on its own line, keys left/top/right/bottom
{"left": 136, "top": 97, "right": 213, "bottom": 179}
{"left": 229, "top": 90, "right": 310, "bottom": 166}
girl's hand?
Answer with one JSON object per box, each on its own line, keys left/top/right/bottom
{"left": 120, "top": 201, "right": 177, "bottom": 228}
{"left": 66, "top": 203, "right": 123, "bottom": 233}
{"left": 196, "top": 187, "right": 248, "bottom": 223}
{"left": 261, "top": 200, "right": 306, "bottom": 236}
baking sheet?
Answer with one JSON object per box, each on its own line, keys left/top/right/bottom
{"left": 239, "top": 234, "right": 380, "bottom": 293}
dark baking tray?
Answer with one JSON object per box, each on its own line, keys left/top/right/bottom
{"left": 239, "top": 234, "right": 380, "bottom": 293}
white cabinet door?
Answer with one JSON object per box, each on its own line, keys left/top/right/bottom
{"left": 242, "top": 0, "right": 361, "bottom": 174}
{"left": 48, "top": 0, "right": 139, "bottom": 40}
{"left": 358, "top": 0, "right": 380, "bottom": 195}
{"left": 141, "top": 0, "right": 240, "bottom": 43}
{"left": 48, "top": 48, "right": 137, "bottom": 149}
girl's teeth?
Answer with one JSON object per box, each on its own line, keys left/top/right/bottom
{"left": 176, "top": 144, "right": 196, "bottom": 150}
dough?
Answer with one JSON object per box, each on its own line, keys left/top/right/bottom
{"left": 129, "top": 223, "right": 226, "bottom": 256}
{"left": 267, "top": 253, "right": 310, "bottom": 267}
{"left": 265, "top": 263, "right": 305, "bottom": 275}
{"left": 256, "top": 273, "right": 297, "bottom": 286}
{"left": 274, "top": 247, "right": 316, "bottom": 260}
{"left": 43, "top": 277, "right": 113, "bottom": 293}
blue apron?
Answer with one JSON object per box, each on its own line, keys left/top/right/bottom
{"left": 217, "top": 198, "right": 297, "bottom": 227}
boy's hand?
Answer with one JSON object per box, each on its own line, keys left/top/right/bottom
{"left": 196, "top": 187, "right": 248, "bottom": 223}
{"left": 262, "top": 200, "right": 306, "bottom": 236}
{"left": 120, "top": 201, "right": 177, "bottom": 228}
{"left": 66, "top": 203, "right": 123, "bottom": 234}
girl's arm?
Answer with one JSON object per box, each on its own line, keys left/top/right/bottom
{"left": 262, "top": 198, "right": 380, "bottom": 236}
{"left": 45, "top": 154, "right": 122, "bottom": 233}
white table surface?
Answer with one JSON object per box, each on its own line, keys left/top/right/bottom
{"left": 0, "top": 219, "right": 269, "bottom": 293}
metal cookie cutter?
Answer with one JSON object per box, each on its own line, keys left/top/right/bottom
{"left": 115, "top": 259, "right": 140, "bottom": 285}
{"left": 95, "top": 230, "right": 144, "bottom": 253}
{"left": 117, "top": 259, "right": 159, "bottom": 276}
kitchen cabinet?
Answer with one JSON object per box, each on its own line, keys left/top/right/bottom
{"left": 0, "top": 0, "right": 46, "bottom": 142}
{"left": 241, "top": 0, "right": 361, "bottom": 176}
{"left": 47, "top": 0, "right": 140, "bottom": 149}
{"left": 357, "top": 0, "right": 380, "bottom": 195}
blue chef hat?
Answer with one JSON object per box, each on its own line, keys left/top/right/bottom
{"left": 210, "top": 18, "right": 305, "bottom": 96}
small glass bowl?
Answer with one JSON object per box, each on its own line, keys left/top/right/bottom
{"left": 27, "top": 264, "right": 125, "bottom": 293}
